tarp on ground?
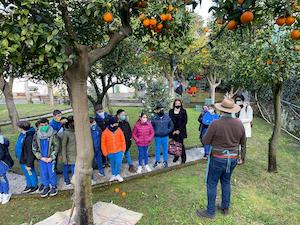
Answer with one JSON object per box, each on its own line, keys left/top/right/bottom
{"left": 33, "top": 202, "right": 143, "bottom": 225}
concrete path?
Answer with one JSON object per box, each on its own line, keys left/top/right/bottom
{"left": 8, "top": 147, "right": 204, "bottom": 195}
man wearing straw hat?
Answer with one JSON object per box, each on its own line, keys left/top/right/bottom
{"left": 196, "top": 98, "right": 246, "bottom": 219}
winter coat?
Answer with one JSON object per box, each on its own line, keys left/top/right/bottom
{"left": 151, "top": 114, "right": 174, "bottom": 137}
{"left": 169, "top": 108, "right": 188, "bottom": 141}
{"left": 32, "top": 126, "right": 59, "bottom": 160}
{"left": 119, "top": 120, "right": 132, "bottom": 151}
{"left": 62, "top": 128, "right": 77, "bottom": 164}
{"left": 202, "top": 112, "right": 219, "bottom": 126}
{"left": 132, "top": 121, "right": 155, "bottom": 147}
{"left": 238, "top": 104, "right": 253, "bottom": 138}
{"left": 0, "top": 136, "right": 14, "bottom": 168}
{"left": 101, "top": 128, "right": 126, "bottom": 157}
{"left": 49, "top": 119, "right": 62, "bottom": 133}
{"left": 91, "top": 123, "right": 101, "bottom": 152}
{"left": 19, "top": 128, "right": 36, "bottom": 167}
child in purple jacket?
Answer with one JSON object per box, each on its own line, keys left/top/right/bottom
{"left": 132, "top": 113, "right": 155, "bottom": 174}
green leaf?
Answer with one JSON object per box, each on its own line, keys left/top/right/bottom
{"left": 1, "top": 39, "right": 9, "bottom": 48}
{"left": 45, "top": 44, "right": 52, "bottom": 53}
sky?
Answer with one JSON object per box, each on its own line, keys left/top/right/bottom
{"left": 195, "top": 0, "right": 213, "bottom": 23}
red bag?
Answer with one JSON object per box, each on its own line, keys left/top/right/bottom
{"left": 168, "top": 140, "right": 182, "bottom": 157}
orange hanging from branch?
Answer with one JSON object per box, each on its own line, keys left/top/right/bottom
{"left": 227, "top": 20, "right": 238, "bottom": 30}
{"left": 285, "top": 16, "right": 296, "bottom": 25}
{"left": 240, "top": 11, "right": 254, "bottom": 24}
{"left": 103, "top": 12, "right": 113, "bottom": 23}
{"left": 276, "top": 17, "right": 286, "bottom": 26}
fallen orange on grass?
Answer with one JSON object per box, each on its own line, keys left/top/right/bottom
{"left": 114, "top": 187, "right": 120, "bottom": 193}
{"left": 121, "top": 192, "right": 127, "bottom": 198}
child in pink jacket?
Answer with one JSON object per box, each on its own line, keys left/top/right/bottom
{"left": 132, "top": 113, "right": 155, "bottom": 174}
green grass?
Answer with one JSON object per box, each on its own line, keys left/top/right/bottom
{"left": 0, "top": 118, "right": 299, "bottom": 224}
{"left": 0, "top": 104, "right": 69, "bottom": 122}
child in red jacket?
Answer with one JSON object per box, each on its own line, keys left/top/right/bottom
{"left": 132, "top": 113, "right": 154, "bottom": 174}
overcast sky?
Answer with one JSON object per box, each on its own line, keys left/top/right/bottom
{"left": 195, "top": 1, "right": 213, "bottom": 23}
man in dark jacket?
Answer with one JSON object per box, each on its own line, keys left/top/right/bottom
{"left": 151, "top": 104, "right": 174, "bottom": 168}
{"left": 0, "top": 128, "right": 14, "bottom": 204}
{"left": 16, "top": 121, "right": 38, "bottom": 193}
{"left": 196, "top": 98, "right": 246, "bottom": 219}
{"left": 116, "top": 109, "right": 135, "bottom": 173}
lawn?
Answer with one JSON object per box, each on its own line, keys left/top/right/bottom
{"left": 0, "top": 104, "right": 70, "bottom": 122}
{"left": 0, "top": 113, "right": 299, "bottom": 224}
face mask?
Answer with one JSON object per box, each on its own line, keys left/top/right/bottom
{"left": 208, "top": 109, "right": 214, "bottom": 114}
{"left": 236, "top": 101, "right": 243, "bottom": 106}
{"left": 54, "top": 117, "right": 61, "bottom": 122}
{"left": 109, "top": 125, "right": 118, "bottom": 132}
{"left": 158, "top": 111, "right": 164, "bottom": 117}
{"left": 175, "top": 105, "right": 181, "bottom": 109}
{"left": 120, "top": 115, "right": 126, "bottom": 121}
{"left": 98, "top": 112, "right": 105, "bottom": 119}
{"left": 40, "top": 125, "right": 49, "bottom": 133}
{"left": 141, "top": 118, "right": 147, "bottom": 123}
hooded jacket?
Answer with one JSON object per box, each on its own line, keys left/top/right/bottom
{"left": 119, "top": 120, "right": 132, "bottom": 151}
{"left": 61, "top": 128, "right": 76, "bottom": 164}
{"left": 151, "top": 114, "right": 174, "bottom": 137}
{"left": 0, "top": 135, "right": 14, "bottom": 168}
{"left": 32, "top": 126, "right": 59, "bottom": 160}
{"left": 101, "top": 128, "right": 126, "bottom": 156}
{"left": 132, "top": 120, "right": 154, "bottom": 147}
{"left": 19, "top": 127, "right": 36, "bottom": 167}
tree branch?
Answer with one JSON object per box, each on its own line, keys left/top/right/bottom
{"left": 88, "top": 4, "right": 132, "bottom": 65}
{"left": 59, "top": 0, "right": 77, "bottom": 45}
{"left": 88, "top": 74, "right": 101, "bottom": 99}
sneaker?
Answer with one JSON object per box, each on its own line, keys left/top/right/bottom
{"left": 137, "top": 166, "right": 142, "bottom": 174}
{"left": 22, "top": 186, "right": 32, "bottom": 194}
{"left": 128, "top": 165, "right": 136, "bottom": 173}
{"left": 195, "top": 209, "right": 215, "bottom": 219}
{"left": 109, "top": 176, "right": 116, "bottom": 182}
{"left": 173, "top": 157, "right": 179, "bottom": 163}
{"left": 163, "top": 161, "right": 168, "bottom": 168}
{"left": 39, "top": 184, "right": 45, "bottom": 192}
{"left": 30, "top": 186, "right": 39, "bottom": 193}
{"left": 65, "top": 181, "right": 71, "bottom": 186}
{"left": 115, "top": 174, "right": 124, "bottom": 182}
{"left": 98, "top": 172, "right": 105, "bottom": 177}
{"left": 49, "top": 188, "right": 58, "bottom": 197}
{"left": 145, "top": 165, "right": 152, "bottom": 172}
{"left": 153, "top": 161, "right": 160, "bottom": 168}
{"left": 40, "top": 186, "right": 50, "bottom": 198}
{"left": 2, "top": 193, "right": 11, "bottom": 204}
{"left": 0, "top": 193, "right": 3, "bottom": 203}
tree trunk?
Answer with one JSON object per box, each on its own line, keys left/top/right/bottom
{"left": 207, "top": 74, "right": 221, "bottom": 105}
{"left": 0, "top": 76, "right": 19, "bottom": 130}
{"left": 24, "top": 79, "right": 33, "bottom": 104}
{"left": 268, "top": 82, "right": 283, "bottom": 173}
{"left": 65, "top": 48, "right": 94, "bottom": 225}
{"left": 47, "top": 82, "right": 55, "bottom": 106}
{"left": 210, "top": 85, "right": 216, "bottom": 104}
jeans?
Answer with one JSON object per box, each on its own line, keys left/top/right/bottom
{"left": 206, "top": 157, "right": 237, "bottom": 215}
{"left": 138, "top": 146, "right": 149, "bottom": 166}
{"left": 94, "top": 150, "right": 104, "bottom": 174}
{"left": 204, "top": 144, "right": 212, "bottom": 155}
{"left": 108, "top": 152, "right": 124, "bottom": 176}
{"left": 20, "top": 164, "right": 38, "bottom": 188}
{"left": 63, "top": 164, "right": 75, "bottom": 184}
{"left": 155, "top": 136, "right": 169, "bottom": 162}
{"left": 124, "top": 150, "right": 133, "bottom": 166}
{"left": 39, "top": 160, "right": 57, "bottom": 187}
{"left": 0, "top": 161, "right": 9, "bottom": 194}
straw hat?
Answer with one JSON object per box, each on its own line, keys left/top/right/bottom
{"left": 215, "top": 98, "right": 241, "bottom": 114}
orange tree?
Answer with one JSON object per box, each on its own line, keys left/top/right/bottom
{"left": 209, "top": 0, "right": 300, "bottom": 172}
{"left": 0, "top": 0, "right": 201, "bottom": 223}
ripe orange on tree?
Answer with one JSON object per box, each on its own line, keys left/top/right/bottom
{"left": 291, "top": 29, "right": 300, "bottom": 40}
{"left": 143, "top": 18, "right": 150, "bottom": 27}
{"left": 157, "top": 23, "right": 163, "bottom": 30}
{"left": 204, "top": 27, "right": 209, "bottom": 32}
{"left": 160, "top": 13, "right": 168, "bottom": 21}
{"left": 227, "top": 20, "right": 238, "bottom": 30}
{"left": 276, "top": 17, "right": 286, "bottom": 26}
{"left": 266, "top": 60, "right": 273, "bottom": 65}
{"left": 150, "top": 18, "right": 157, "bottom": 26}
{"left": 240, "top": 11, "right": 254, "bottom": 24}
{"left": 103, "top": 12, "right": 113, "bottom": 23}
{"left": 166, "top": 13, "right": 173, "bottom": 21}
{"left": 285, "top": 16, "right": 296, "bottom": 25}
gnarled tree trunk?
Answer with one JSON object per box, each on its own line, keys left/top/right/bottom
{"left": 65, "top": 47, "right": 94, "bottom": 225}
{"left": 268, "top": 81, "right": 283, "bottom": 173}
{"left": 207, "top": 74, "right": 221, "bottom": 104}
{"left": 0, "top": 76, "right": 19, "bottom": 130}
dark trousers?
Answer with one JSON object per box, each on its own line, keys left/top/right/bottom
{"left": 174, "top": 140, "right": 186, "bottom": 163}
{"left": 206, "top": 157, "right": 237, "bottom": 215}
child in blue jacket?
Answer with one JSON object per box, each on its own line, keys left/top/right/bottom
{"left": 202, "top": 105, "right": 219, "bottom": 158}
{"left": 90, "top": 117, "right": 105, "bottom": 177}
{"left": 0, "top": 128, "right": 14, "bottom": 204}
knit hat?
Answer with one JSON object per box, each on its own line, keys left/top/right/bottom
{"left": 108, "top": 116, "right": 118, "bottom": 125}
